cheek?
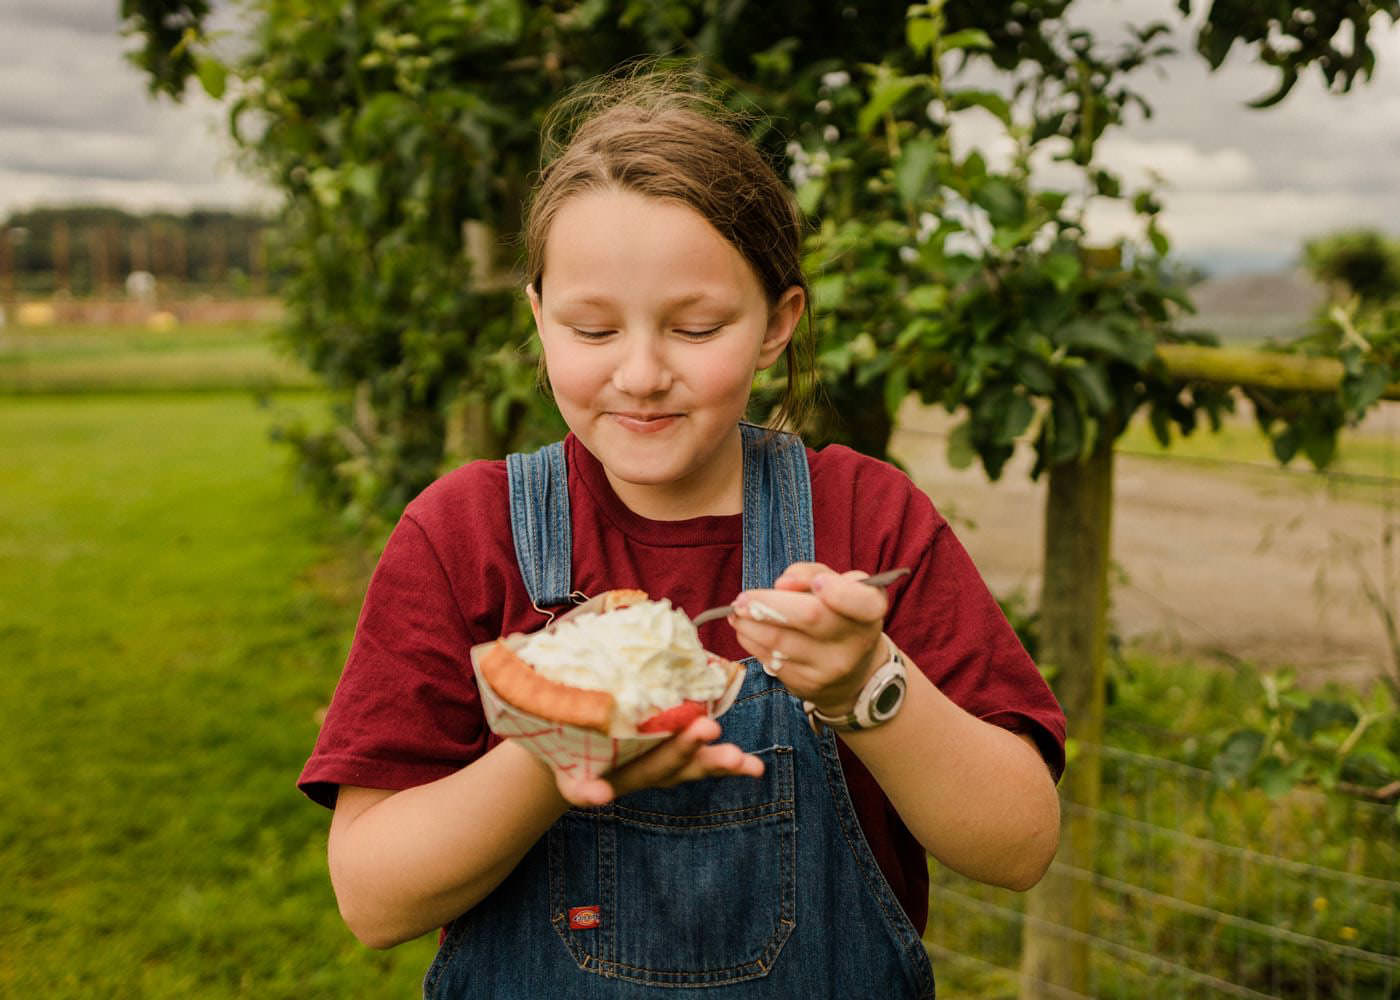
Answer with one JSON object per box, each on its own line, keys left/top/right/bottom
{"left": 540, "top": 341, "right": 614, "bottom": 414}
{"left": 699, "top": 348, "right": 764, "bottom": 401}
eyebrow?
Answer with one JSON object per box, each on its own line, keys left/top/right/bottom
{"left": 551, "top": 291, "right": 719, "bottom": 310}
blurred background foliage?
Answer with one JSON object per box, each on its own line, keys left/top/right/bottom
{"left": 124, "top": 0, "right": 1400, "bottom": 533}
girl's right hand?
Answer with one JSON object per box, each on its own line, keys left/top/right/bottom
{"left": 552, "top": 717, "right": 764, "bottom": 807}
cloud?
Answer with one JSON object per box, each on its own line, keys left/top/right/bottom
{"left": 0, "top": 0, "right": 270, "bottom": 217}
{"left": 1097, "top": 136, "right": 1257, "bottom": 192}
{"left": 3, "top": 0, "right": 1399, "bottom": 270}
{"left": 1084, "top": 186, "right": 1400, "bottom": 265}
{"left": 938, "top": 6, "right": 1400, "bottom": 271}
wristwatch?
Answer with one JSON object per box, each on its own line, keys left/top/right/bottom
{"left": 805, "top": 640, "right": 908, "bottom": 732}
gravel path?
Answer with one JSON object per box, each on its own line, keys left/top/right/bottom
{"left": 889, "top": 405, "right": 1399, "bottom": 688}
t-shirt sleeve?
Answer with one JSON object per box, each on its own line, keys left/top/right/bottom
{"left": 297, "top": 510, "right": 490, "bottom": 809}
{"left": 890, "top": 514, "right": 1066, "bottom": 782}
{"left": 811, "top": 444, "right": 1066, "bottom": 781}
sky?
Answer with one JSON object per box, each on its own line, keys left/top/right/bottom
{"left": 2, "top": 1, "right": 1398, "bottom": 277}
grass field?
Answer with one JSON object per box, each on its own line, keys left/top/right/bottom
{"left": 0, "top": 392, "right": 436, "bottom": 997}
{"left": 0, "top": 322, "right": 318, "bottom": 393}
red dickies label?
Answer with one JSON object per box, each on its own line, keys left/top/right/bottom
{"left": 568, "top": 905, "right": 601, "bottom": 930}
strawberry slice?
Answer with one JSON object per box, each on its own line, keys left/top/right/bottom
{"left": 636, "top": 699, "right": 708, "bottom": 734}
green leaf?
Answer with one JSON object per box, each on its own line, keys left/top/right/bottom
{"left": 1000, "top": 393, "right": 1034, "bottom": 443}
{"left": 858, "top": 71, "right": 924, "bottom": 136}
{"left": 1302, "top": 425, "right": 1337, "bottom": 468}
{"left": 195, "top": 55, "right": 227, "bottom": 100}
{"left": 1013, "top": 357, "right": 1055, "bottom": 395}
{"left": 895, "top": 136, "right": 940, "bottom": 210}
{"left": 884, "top": 364, "right": 910, "bottom": 417}
{"left": 795, "top": 176, "right": 827, "bottom": 217}
{"left": 906, "top": 17, "right": 939, "bottom": 56}
{"left": 1149, "top": 405, "right": 1171, "bottom": 446}
{"left": 1067, "top": 363, "right": 1114, "bottom": 416}
{"left": 1148, "top": 221, "right": 1170, "bottom": 257}
{"left": 751, "top": 36, "right": 799, "bottom": 78}
{"left": 354, "top": 92, "right": 416, "bottom": 144}
{"left": 940, "top": 28, "right": 993, "bottom": 52}
{"left": 811, "top": 273, "right": 848, "bottom": 311}
{"left": 1213, "top": 729, "right": 1265, "bottom": 783}
{"left": 1256, "top": 758, "right": 1303, "bottom": 798}
{"left": 1031, "top": 111, "right": 1068, "bottom": 144}
{"left": 1053, "top": 319, "right": 1121, "bottom": 357}
{"left": 959, "top": 150, "right": 988, "bottom": 182}
{"left": 904, "top": 284, "right": 947, "bottom": 313}
{"left": 1345, "top": 365, "right": 1389, "bottom": 416}
{"left": 1043, "top": 252, "right": 1081, "bottom": 293}
{"left": 947, "top": 420, "right": 975, "bottom": 469}
{"left": 974, "top": 178, "right": 1025, "bottom": 229}
{"left": 1047, "top": 395, "right": 1082, "bottom": 466}
{"left": 1133, "top": 190, "right": 1161, "bottom": 215}
{"left": 948, "top": 89, "right": 1011, "bottom": 125}
{"left": 1092, "top": 170, "right": 1121, "bottom": 198}
{"left": 1272, "top": 426, "right": 1301, "bottom": 464}
{"left": 1292, "top": 699, "right": 1358, "bottom": 740}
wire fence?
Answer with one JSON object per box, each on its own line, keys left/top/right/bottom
{"left": 925, "top": 743, "right": 1400, "bottom": 999}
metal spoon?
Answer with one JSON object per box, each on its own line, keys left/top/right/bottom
{"left": 690, "top": 567, "right": 911, "bottom": 627}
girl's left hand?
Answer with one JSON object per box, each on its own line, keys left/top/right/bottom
{"left": 729, "top": 562, "right": 890, "bottom": 716}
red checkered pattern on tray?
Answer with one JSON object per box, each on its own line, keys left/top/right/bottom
{"left": 470, "top": 642, "right": 667, "bottom": 779}
{"left": 468, "top": 635, "right": 747, "bottom": 780}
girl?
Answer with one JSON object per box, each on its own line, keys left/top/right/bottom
{"left": 300, "top": 71, "right": 1065, "bottom": 999}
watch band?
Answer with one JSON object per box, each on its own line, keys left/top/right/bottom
{"left": 805, "top": 640, "right": 907, "bottom": 732}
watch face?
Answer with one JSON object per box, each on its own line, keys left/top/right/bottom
{"left": 872, "top": 676, "right": 905, "bottom": 720}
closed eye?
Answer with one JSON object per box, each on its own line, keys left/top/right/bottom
{"left": 569, "top": 327, "right": 616, "bottom": 341}
{"left": 675, "top": 325, "right": 723, "bottom": 339}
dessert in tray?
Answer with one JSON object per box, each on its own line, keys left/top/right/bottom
{"left": 471, "top": 590, "right": 746, "bottom": 775}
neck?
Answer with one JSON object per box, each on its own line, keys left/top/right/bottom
{"left": 603, "top": 427, "right": 744, "bottom": 521}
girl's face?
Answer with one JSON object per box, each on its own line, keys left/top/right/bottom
{"left": 529, "top": 188, "right": 803, "bottom": 521}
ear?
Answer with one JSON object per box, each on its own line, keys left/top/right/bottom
{"left": 525, "top": 282, "right": 543, "bottom": 329}
{"left": 757, "top": 285, "right": 805, "bottom": 368}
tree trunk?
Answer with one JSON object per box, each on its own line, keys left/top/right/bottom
{"left": 1019, "top": 435, "right": 1114, "bottom": 999}
{"left": 444, "top": 391, "right": 509, "bottom": 464}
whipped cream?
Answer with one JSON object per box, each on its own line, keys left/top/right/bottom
{"left": 517, "top": 599, "right": 727, "bottom": 729}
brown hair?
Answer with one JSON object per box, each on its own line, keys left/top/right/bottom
{"left": 523, "top": 66, "right": 815, "bottom": 434}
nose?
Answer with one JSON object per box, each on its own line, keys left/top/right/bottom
{"left": 611, "top": 334, "right": 673, "bottom": 398}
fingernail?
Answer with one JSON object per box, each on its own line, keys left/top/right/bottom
{"left": 811, "top": 575, "right": 827, "bottom": 592}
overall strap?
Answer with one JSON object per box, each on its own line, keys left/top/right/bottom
{"left": 740, "top": 423, "right": 815, "bottom": 591}
{"left": 505, "top": 441, "right": 574, "bottom": 608}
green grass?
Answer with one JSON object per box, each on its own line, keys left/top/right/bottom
{"left": 927, "top": 651, "right": 1400, "bottom": 999}
{"left": 0, "top": 322, "right": 318, "bottom": 393}
{"left": 1117, "top": 410, "right": 1400, "bottom": 498}
{"left": 0, "top": 393, "right": 435, "bottom": 997}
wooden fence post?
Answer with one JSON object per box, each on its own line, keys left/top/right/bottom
{"left": 1020, "top": 434, "right": 1114, "bottom": 999}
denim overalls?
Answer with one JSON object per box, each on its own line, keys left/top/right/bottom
{"left": 423, "top": 425, "right": 936, "bottom": 998}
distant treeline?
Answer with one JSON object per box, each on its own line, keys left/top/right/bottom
{"left": 0, "top": 205, "right": 281, "bottom": 297}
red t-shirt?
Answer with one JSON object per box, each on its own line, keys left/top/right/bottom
{"left": 299, "top": 434, "right": 1065, "bottom": 933}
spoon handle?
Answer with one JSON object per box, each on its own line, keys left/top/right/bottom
{"left": 691, "top": 566, "right": 911, "bottom": 627}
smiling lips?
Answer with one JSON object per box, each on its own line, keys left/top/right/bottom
{"left": 611, "top": 412, "right": 682, "bottom": 433}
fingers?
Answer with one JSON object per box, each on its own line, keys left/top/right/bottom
{"left": 554, "top": 717, "right": 764, "bottom": 807}
{"left": 731, "top": 565, "right": 891, "bottom": 707}
{"left": 809, "top": 570, "right": 889, "bottom": 624}
{"left": 734, "top": 572, "right": 887, "bottom": 641}
{"left": 772, "top": 562, "right": 828, "bottom": 590}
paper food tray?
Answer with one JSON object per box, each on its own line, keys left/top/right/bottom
{"left": 469, "top": 594, "right": 746, "bottom": 779}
